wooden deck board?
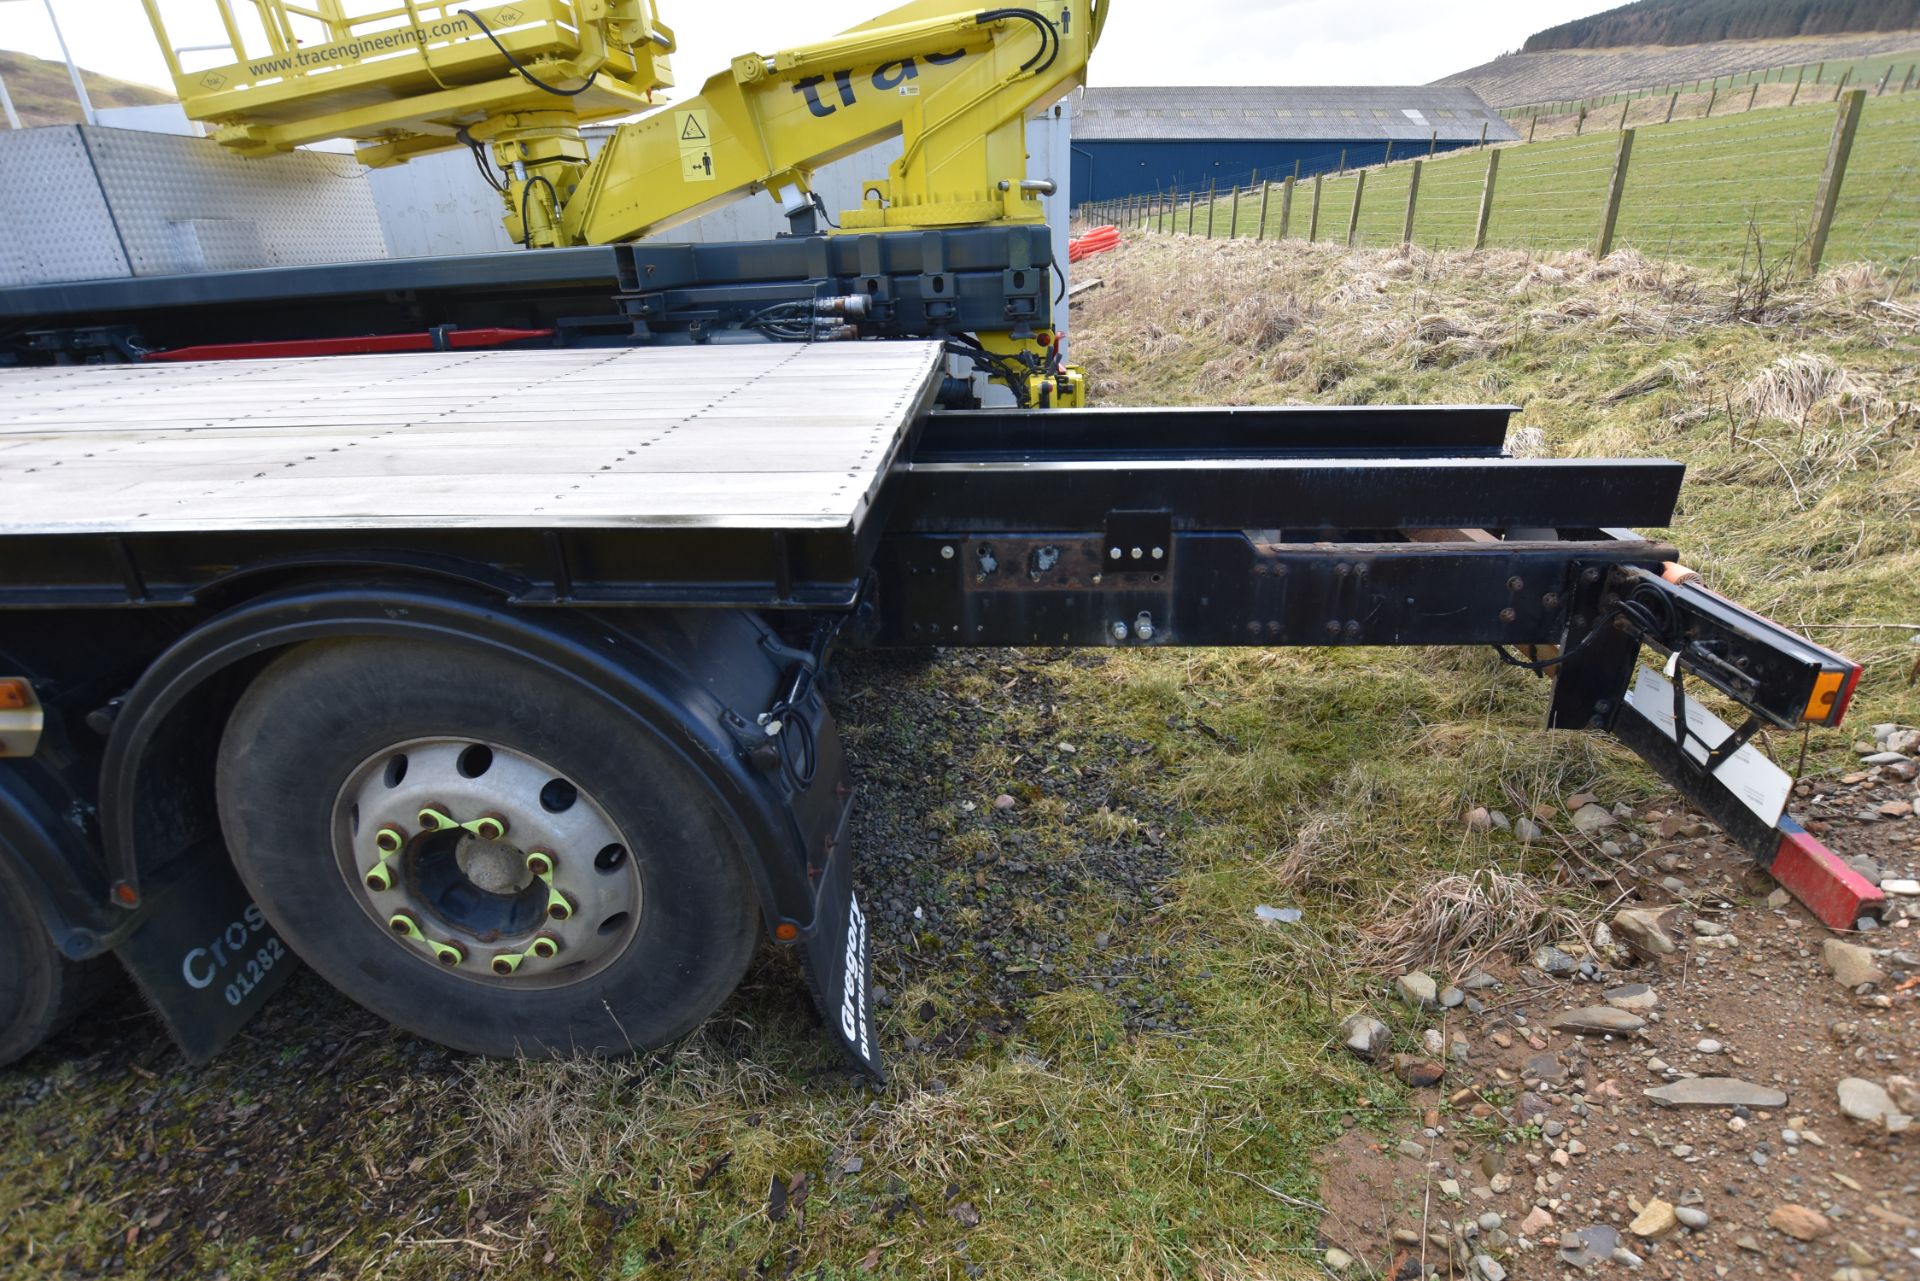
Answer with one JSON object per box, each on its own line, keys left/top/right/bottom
{"left": 0, "top": 342, "right": 945, "bottom": 534}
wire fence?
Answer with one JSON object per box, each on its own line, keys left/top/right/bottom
{"left": 1080, "top": 89, "right": 1920, "bottom": 279}
{"left": 1502, "top": 46, "right": 1920, "bottom": 134}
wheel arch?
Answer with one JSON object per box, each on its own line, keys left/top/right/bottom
{"left": 98, "top": 582, "right": 830, "bottom": 941}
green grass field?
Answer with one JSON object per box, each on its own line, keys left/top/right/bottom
{"left": 1151, "top": 90, "right": 1919, "bottom": 274}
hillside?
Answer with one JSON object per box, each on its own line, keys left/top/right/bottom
{"left": 1437, "top": 28, "right": 1920, "bottom": 107}
{"left": 0, "top": 49, "right": 172, "bottom": 126}
{"left": 1527, "top": 0, "right": 1920, "bottom": 51}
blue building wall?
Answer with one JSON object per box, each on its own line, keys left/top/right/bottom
{"left": 1070, "top": 138, "right": 1487, "bottom": 205}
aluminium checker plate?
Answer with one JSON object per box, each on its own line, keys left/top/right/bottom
{"left": 0, "top": 127, "right": 130, "bottom": 287}
{"left": 0, "top": 125, "right": 387, "bottom": 287}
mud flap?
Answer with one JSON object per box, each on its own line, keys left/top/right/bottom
{"left": 113, "top": 843, "right": 298, "bottom": 1063}
{"left": 798, "top": 805, "right": 885, "bottom": 1081}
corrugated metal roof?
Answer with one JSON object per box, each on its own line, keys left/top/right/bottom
{"left": 1072, "top": 86, "right": 1520, "bottom": 143}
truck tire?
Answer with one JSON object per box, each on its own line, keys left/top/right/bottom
{"left": 0, "top": 855, "right": 111, "bottom": 1066}
{"left": 215, "top": 637, "right": 760, "bottom": 1057}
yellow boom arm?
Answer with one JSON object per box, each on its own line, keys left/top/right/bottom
{"left": 147, "top": 1, "right": 1103, "bottom": 247}
{"left": 569, "top": 0, "right": 1104, "bottom": 243}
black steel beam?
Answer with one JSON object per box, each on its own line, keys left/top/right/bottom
{"left": 890, "top": 457, "right": 1684, "bottom": 534}
{"left": 868, "top": 531, "right": 1675, "bottom": 648}
{"left": 0, "top": 527, "right": 869, "bottom": 611}
{"left": 918, "top": 405, "right": 1517, "bottom": 461}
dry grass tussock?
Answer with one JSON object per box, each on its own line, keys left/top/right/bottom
{"left": 1737, "top": 352, "right": 1877, "bottom": 424}
{"left": 1360, "top": 868, "right": 1589, "bottom": 976}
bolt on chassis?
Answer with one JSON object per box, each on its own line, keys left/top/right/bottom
{"left": 0, "top": 245, "right": 1872, "bottom": 1072}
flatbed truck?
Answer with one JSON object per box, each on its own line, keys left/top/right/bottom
{"left": 0, "top": 314, "right": 1879, "bottom": 1074}
{"left": 0, "top": 0, "right": 1880, "bottom": 1072}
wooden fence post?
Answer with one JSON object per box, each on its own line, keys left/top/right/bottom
{"left": 1433, "top": 127, "right": 1442, "bottom": 153}
{"left": 1478, "top": 120, "right": 1489, "bottom": 146}
{"left": 1205, "top": 181, "right": 1216, "bottom": 238}
{"left": 1526, "top": 115, "right": 1536, "bottom": 142}
{"left": 1790, "top": 67, "right": 1805, "bottom": 106}
{"left": 1902, "top": 65, "right": 1916, "bottom": 94}
{"left": 1279, "top": 174, "right": 1295, "bottom": 239}
{"left": 1877, "top": 66, "right": 1894, "bottom": 95}
{"left": 1806, "top": 89, "right": 1866, "bottom": 273}
{"left": 1473, "top": 148, "right": 1499, "bottom": 250}
{"left": 1383, "top": 140, "right": 1394, "bottom": 165}
{"left": 1186, "top": 192, "right": 1196, "bottom": 235}
{"left": 1596, "top": 127, "right": 1635, "bottom": 259}
{"left": 1814, "top": 61, "right": 1825, "bottom": 84}
{"left": 1832, "top": 68, "right": 1851, "bottom": 102}
{"left": 1664, "top": 91, "right": 1678, "bottom": 123}
{"left": 1256, "top": 181, "right": 1271, "bottom": 241}
{"left": 1402, "top": 158, "right": 1422, "bottom": 245}
{"left": 1704, "top": 86, "right": 1717, "bottom": 117}
{"left": 1338, "top": 149, "right": 1347, "bottom": 175}
{"left": 1747, "top": 82, "right": 1760, "bottom": 111}
{"left": 1227, "top": 185, "right": 1240, "bottom": 238}
{"left": 1346, "top": 170, "right": 1366, "bottom": 248}
{"left": 1619, "top": 98, "right": 1631, "bottom": 130}
{"left": 1308, "top": 173, "right": 1323, "bottom": 241}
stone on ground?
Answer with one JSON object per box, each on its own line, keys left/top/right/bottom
{"left": 1822, "top": 939, "right": 1885, "bottom": 988}
{"left": 1550, "top": 1006, "right": 1645, "bottom": 1036}
{"left": 1340, "top": 1012, "right": 1391, "bottom": 1060}
{"left": 1612, "top": 908, "right": 1677, "bottom": 957}
{"left": 1643, "top": 1078, "right": 1788, "bottom": 1109}
{"left": 1604, "top": 982, "right": 1658, "bottom": 1010}
{"left": 1571, "top": 804, "right": 1616, "bottom": 834}
{"left": 1629, "top": 1199, "right": 1679, "bottom": 1239}
{"left": 1836, "top": 1077, "right": 1907, "bottom": 1127}
{"left": 1766, "top": 1203, "right": 1832, "bottom": 1241}
{"left": 1395, "top": 971, "right": 1438, "bottom": 1008}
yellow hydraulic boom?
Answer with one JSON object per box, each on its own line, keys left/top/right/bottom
{"left": 146, "top": 1, "right": 1101, "bottom": 242}
{"left": 143, "top": 0, "right": 1103, "bottom": 402}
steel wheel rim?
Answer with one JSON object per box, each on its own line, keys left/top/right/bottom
{"left": 331, "top": 737, "right": 640, "bottom": 988}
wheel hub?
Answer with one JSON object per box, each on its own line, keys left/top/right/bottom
{"left": 458, "top": 837, "right": 532, "bottom": 895}
{"left": 332, "top": 738, "right": 639, "bottom": 987}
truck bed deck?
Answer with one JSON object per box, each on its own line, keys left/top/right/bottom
{"left": 0, "top": 342, "right": 946, "bottom": 534}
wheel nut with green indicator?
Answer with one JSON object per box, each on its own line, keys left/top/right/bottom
{"left": 525, "top": 849, "right": 554, "bottom": 878}
{"left": 529, "top": 934, "right": 560, "bottom": 959}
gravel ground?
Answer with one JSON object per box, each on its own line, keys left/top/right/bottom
{"left": 1316, "top": 763, "right": 1920, "bottom": 1280}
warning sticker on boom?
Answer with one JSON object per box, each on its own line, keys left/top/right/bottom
{"left": 675, "top": 108, "right": 715, "bottom": 183}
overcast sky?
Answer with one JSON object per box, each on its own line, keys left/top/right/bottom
{"left": 3, "top": 1, "right": 1612, "bottom": 97}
